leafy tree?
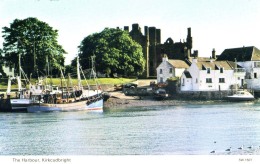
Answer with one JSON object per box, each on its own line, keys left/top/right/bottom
{"left": 77, "top": 28, "right": 145, "bottom": 77}
{"left": 0, "top": 49, "right": 6, "bottom": 77}
{"left": 2, "top": 17, "right": 66, "bottom": 78}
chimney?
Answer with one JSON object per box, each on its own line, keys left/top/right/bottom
{"left": 162, "top": 54, "right": 168, "bottom": 62}
{"left": 212, "top": 48, "right": 216, "bottom": 59}
{"left": 193, "top": 50, "right": 198, "bottom": 58}
{"left": 124, "top": 26, "right": 129, "bottom": 32}
{"left": 192, "top": 58, "right": 198, "bottom": 63}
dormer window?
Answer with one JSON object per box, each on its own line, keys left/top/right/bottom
{"left": 207, "top": 68, "right": 211, "bottom": 74}
{"left": 220, "top": 67, "right": 224, "bottom": 73}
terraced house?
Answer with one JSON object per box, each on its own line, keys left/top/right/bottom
{"left": 156, "top": 55, "right": 189, "bottom": 83}
{"left": 217, "top": 46, "right": 260, "bottom": 96}
{"left": 180, "top": 58, "right": 245, "bottom": 91}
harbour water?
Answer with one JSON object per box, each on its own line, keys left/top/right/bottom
{"left": 0, "top": 101, "right": 260, "bottom": 155}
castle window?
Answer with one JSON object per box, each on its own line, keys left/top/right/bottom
{"left": 254, "top": 73, "right": 257, "bottom": 79}
{"left": 206, "top": 78, "right": 212, "bottom": 83}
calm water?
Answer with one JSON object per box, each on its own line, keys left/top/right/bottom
{"left": 1, "top": 101, "right": 260, "bottom": 155}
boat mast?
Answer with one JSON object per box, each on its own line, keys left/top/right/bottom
{"left": 77, "top": 56, "right": 82, "bottom": 89}
{"left": 19, "top": 53, "right": 21, "bottom": 79}
{"left": 18, "top": 53, "right": 22, "bottom": 92}
{"left": 235, "top": 58, "right": 237, "bottom": 93}
{"left": 90, "top": 55, "right": 101, "bottom": 91}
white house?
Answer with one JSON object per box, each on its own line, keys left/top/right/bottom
{"left": 156, "top": 55, "right": 189, "bottom": 83}
{"left": 180, "top": 58, "right": 245, "bottom": 91}
{"left": 1, "top": 63, "right": 14, "bottom": 77}
{"left": 217, "top": 46, "right": 260, "bottom": 91}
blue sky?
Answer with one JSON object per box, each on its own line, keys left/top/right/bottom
{"left": 1, "top": 0, "right": 260, "bottom": 65}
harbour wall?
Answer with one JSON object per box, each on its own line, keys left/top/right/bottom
{"left": 174, "top": 90, "right": 232, "bottom": 100}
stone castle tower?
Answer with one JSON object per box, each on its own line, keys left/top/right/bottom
{"left": 124, "top": 23, "right": 193, "bottom": 78}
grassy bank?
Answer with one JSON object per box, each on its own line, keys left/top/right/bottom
{"left": 0, "top": 77, "right": 136, "bottom": 90}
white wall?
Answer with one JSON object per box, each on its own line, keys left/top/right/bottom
{"left": 181, "top": 60, "right": 240, "bottom": 91}
{"left": 157, "top": 62, "right": 173, "bottom": 83}
{"left": 2, "top": 65, "right": 14, "bottom": 77}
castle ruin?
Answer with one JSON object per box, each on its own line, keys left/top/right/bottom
{"left": 124, "top": 23, "right": 194, "bottom": 78}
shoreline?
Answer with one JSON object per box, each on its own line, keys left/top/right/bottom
{"left": 103, "top": 91, "right": 237, "bottom": 109}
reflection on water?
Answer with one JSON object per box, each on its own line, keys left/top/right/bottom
{"left": 0, "top": 101, "right": 260, "bottom": 155}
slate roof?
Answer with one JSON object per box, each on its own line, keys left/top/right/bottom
{"left": 195, "top": 61, "right": 234, "bottom": 70}
{"left": 217, "top": 46, "right": 260, "bottom": 62}
{"left": 168, "top": 60, "right": 189, "bottom": 69}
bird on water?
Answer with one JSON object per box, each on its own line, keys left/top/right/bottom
{"left": 238, "top": 145, "right": 244, "bottom": 150}
{"left": 225, "top": 147, "right": 232, "bottom": 151}
{"left": 210, "top": 150, "right": 216, "bottom": 154}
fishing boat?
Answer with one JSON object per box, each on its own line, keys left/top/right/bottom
{"left": 27, "top": 56, "right": 103, "bottom": 113}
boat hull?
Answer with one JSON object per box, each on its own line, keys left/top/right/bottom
{"left": 0, "top": 98, "right": 32, "bottom": 112}
{"left": 86, "top": 99, "right": 103, "bottom": 112}
{"left": 27, "top": 99, "right": 103, "bottom": 113}
{"left": 225, "top": 96, "right": 255, "bottom": 101}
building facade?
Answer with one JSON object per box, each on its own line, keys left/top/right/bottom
{"left": 156, "top": 55, "right": 189, "bottom": 83}
{"left": 217, "top": 46, "right": 260, "bottom": 92}
{"left": 180, "top": 59, "right": 245, "bottom": 91}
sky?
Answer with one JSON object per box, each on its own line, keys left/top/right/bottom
{"left": 1, "top": 0, "right": 260, "bottom": 65}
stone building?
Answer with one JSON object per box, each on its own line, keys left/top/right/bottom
{"left": 123, "top": 23, "right": 194, "bottom": 78}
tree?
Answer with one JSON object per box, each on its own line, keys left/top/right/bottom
{"left": 2, "top": 17, "right": 66, "bottom": 78}
{"left": 0, "top": 49, "right": 6, "bottom": 77}
{"left": 77, "top": 28, "right": 145, "bottom": 77}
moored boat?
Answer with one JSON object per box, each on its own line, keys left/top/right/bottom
{"left": 225, "top": 90, "right": 255, "bottom": 101}
{"left": 27, "top": 55, "right": 104, "bottom": 113}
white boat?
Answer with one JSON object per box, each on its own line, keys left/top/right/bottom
{"left": 225, "top": 90, "right": 255, "bottom": 101}
{"left": 27, "top": 94, "right": 103, "bottom": 112}
{"left": 225, "top": 59, "right": 255, "bottom": 102}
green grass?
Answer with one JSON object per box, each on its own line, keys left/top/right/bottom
{"left": 0, "top": 77, "right": 136, "bottom": 90}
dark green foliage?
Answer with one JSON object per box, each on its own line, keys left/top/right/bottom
{"left": 77, "top": 28, "right": 145, "bottom": 77}
{"left": 0, "top": 49, "right": 7, "bottom": 77}
{"left": 2, "top": 17, "right": 66, "bottom": 77}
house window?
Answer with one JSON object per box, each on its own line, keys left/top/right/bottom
{"left": 219, "top": 78, "right": 225, "bottom": 83}
{"left": 196, "top": 78, "right": 198, "bottom": 83}
{"left": 206, "top": 78, "right": 212, "bottom": 83}
{"left": 220, "top": 68, "right": 224, "bottom": 73}
{"left": 160, "top": 77, "right": 163, "bottom": 83}
{"left": 207, "top": 68, "right": 211, "bottom": 74}
{"left": 169, "top": 68, "right": 173, "bottom": 73}
{"left": 160, "top": 69, "right": 163, "bottom": 74}
{"left": 254, "top": 62, "right": 260, "bottom": 68}
{"left": 254, "top": 73, "right": 257, "bottom": 79}
{"left": 182, "top": 78, "right": 185, "bottom": 86}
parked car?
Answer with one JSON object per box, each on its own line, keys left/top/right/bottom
{"left": 153, "top": 88, "right": 168, "bottom": 100}
{"left": 123, "top": 83, "right": 137, "bottom": 89}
